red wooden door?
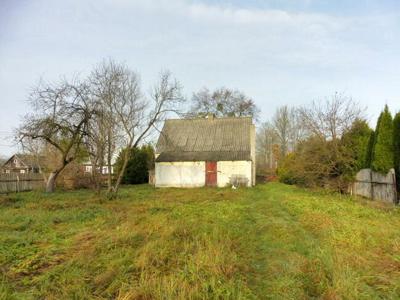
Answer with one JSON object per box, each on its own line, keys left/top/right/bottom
{"left": 205, "top": 161, "right": 217, "bottom": 187}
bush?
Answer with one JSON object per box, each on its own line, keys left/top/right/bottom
{"left": 115, "top": 145, "right": 155, "bottom": 184}
{"left": 341, "top": 119, "right": 373, "bottom": 171}
{"left": 277, "top": 137, "right": 347, "bottom": 189}
{"left": 278, "top": 130, "right": 361, "bottom": 192}
{"left": 277, "top": 153, "right": 304, "bottom": 185}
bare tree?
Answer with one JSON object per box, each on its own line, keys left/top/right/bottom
{"left": 87, "top": 60, "right": 141, "bottom": 193}
{"left": 87, "top": 60, "right": 184, "bottom": 195}
{"left": 271, "top": 105, "right": 305, "bottom": 158}
{"left": 83, "top": 107, "right": 108, "bottom": 192}
{"left": 272, "top": 106, "right": 291, "bottom": 157}
{"left": 278, "top": 93, "right": 365, "bottom": 191}
{"left": 256, "top": 122, "right": 279, "bottom": 172}
{"left": 298, "top": 92, "right": 363, "bottom": 141}
{"left": 18, "top": 79, "right": 92, "bottom": 192}
{"left": 289, "top": 108, "right": 307, "bottom": 152}
{"left": 188, "top": 87, "right": 259, "bottom": 119}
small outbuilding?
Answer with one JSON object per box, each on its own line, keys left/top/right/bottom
{"left": 154, "top": 116, "right": 256, "bottom": 187}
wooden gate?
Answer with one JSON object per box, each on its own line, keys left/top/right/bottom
{"left": 205, "top": 161, "right": 217, "bottom": 187}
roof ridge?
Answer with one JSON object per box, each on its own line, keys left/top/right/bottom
{"left": 165, "top": 116, "right": 253, "bottom": 122}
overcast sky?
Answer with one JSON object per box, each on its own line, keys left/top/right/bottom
{"left": 1, "top": 0, "right": 400, "bottom": 156}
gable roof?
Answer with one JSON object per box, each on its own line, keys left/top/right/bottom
{"left": 2, "top": 154, "right": 43, "bottom": 169}
{"left": 155, "top": 116, "right": 253, "bottom": 162}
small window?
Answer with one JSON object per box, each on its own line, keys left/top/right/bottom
{"left": 5, "top": 170, "right": 10, "bottom": 174}
{"left": 20, "top": 170, "right": 25, "bottom": 174}
{"left": 85, "top": 166, "right": 92, "bottom": 173}
{"left": 102, "top": 166, "right": 108, "bottom": 174}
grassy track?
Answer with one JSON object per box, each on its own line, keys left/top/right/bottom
{"left": 1, "top": 183, "right": 400, "bottom": 299}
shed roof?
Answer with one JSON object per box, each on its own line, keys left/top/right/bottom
{"left": 155, "top": 116, "right": 253, "bottom": 162}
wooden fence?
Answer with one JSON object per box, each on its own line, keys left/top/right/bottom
{"left": 148, "top": 170, "right": 155, "bottom": 186}
{"left": 350, "top": 168, "right": 397, "bottom": 204}
{"left": 0, "top": 173, "right": 45, "bottom": 193}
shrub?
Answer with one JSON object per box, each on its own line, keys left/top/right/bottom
{"left": 277, "top": 125, "right": 367, "bottom": 192}
{"left": 278, "top": 137, "right": 350, "bottom": 189}
{"left": 341, "top": 119, "right": 373, "bottom": 171}
{"left": 115, "top": 145, "right": 155, "bottom": 184}
{"left": 277, "top": 153, "right": 303, "bottom": 185}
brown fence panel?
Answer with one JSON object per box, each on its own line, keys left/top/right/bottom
{"left": 0, "top": 173, "right": 45, "bottom": 193}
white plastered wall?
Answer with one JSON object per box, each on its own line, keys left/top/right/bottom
{"left": 217, "top": 161, "right": 252, "bottom": 187}
{"left": 155, "top": 161, "right": 205, "bottom": 187}
{"left": 250, "top": 124, "right": 256, "bottom": 186}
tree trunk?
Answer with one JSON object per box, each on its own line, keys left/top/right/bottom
{"left": 45, "top": 162, "right": 69, "bottom": 193}
{"left": 90, "top": 157, "right": 101, "bottom": 194}
{"left": 107, "top": 155, "right": 112, "bottom": 193}
{"left": 107, "top": 130, "right": 113, "bottom": 193}
{"left": 111, "top": 149, "right": 130, "bottom": 194}
{"left": 46, "top": 171, "right": 59, "bottom": 193}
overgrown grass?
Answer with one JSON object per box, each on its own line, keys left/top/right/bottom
{"left": 1, "top": 183, "right": 400, "bottom": 299}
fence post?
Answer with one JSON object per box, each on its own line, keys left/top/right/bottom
{"left": 16, "top": 175, "right": 20, "bottom": 193}
{"left": 369, "top": 169, "right": 374, "bottom": 200}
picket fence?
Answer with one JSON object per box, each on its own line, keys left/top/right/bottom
{"left": 0, "top": 173, "right": 44, "bottom": 193}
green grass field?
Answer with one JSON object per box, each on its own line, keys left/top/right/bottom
{"left": 1, "top": 183, "right": 400, "bottom": 299}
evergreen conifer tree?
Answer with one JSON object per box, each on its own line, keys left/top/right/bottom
{"left": 365, "top": 130, "right": 375, "bottom": 168}
{"left": 393, "top": 112, "right": 400, "bottom": 194}
{"left": 371, "top": 105, "right": 394, "bottom": 174}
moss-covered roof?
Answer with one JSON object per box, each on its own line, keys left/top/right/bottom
{"left": 155, "top": 117, "right": 253, "bottom": 162}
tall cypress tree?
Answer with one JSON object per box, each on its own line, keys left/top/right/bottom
{"left": 393, "top": 112, "right": 400, "bottom": 193}
{"left": 371, "top": 105, "right": 394, "bottom": 174}
{"left": 365, "top": 130, "right": 375, "bottom": 168}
